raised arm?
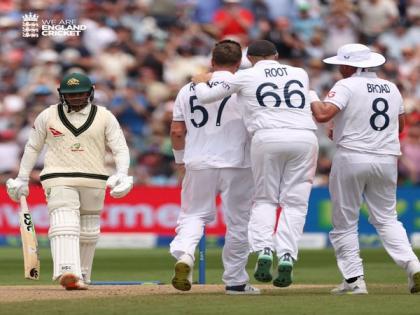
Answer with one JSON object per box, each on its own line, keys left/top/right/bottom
{"left": 192, "top": 72, "right": 240, "bottom": 104}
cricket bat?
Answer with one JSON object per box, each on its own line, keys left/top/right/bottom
{"left": 19, "top": 196, "right": 40, "bottom": 280}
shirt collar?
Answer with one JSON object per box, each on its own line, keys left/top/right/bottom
{"left": 254, "top": 60, "right": 280, "bottom": 67}
{"left": 64, "top": 103, "right": 92, "bottom": 115}
{"left": 351, "top": 71, "right": 377, "bottom": 78}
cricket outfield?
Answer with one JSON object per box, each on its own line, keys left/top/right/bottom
{"left": 0, "top": 248, "right": 419, "bottom": 315}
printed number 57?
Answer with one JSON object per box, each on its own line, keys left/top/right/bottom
{"left": 189, "top": 96, "right": 231, "bottom": 128}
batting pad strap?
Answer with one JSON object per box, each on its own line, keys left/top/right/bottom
{"left": 80, "top": 215, "right": 100, "bottom": 243}
{"left": 172, "top": 149, "right": 185, "bottom": 164}
{"left": 48, "top": 208, "right": 80, "bottom": 238}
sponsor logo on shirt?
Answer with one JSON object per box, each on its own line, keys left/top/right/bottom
{"left": 49, "top": 127, "right": 64, "bottom": 137}
{"left": 70, "top": 142, "right": 84, "bottom": 152}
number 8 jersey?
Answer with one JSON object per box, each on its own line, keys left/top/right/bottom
{"left": 324, "top": 71, "right": 404, "bottom": 155}
{"left": 173, "top": 71, "right": 251, "bottom": 169}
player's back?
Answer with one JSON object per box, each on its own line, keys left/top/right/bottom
{"left": 329, "top": 72, "right": 403, "bottom": 155}
{"left": 173, "top": 71, "right": 250, "bottom": 170}
{"left": 234, "top": 60, "right": 317, "bottom": 135}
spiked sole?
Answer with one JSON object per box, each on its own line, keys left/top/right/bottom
{"left": 254, "top": 257, "right": 273, "bottom": 282}
{"left": 172, "top": 262, "right": 192, "bottom": 291}
{"left": 410, "top": 272, "right": 420, "bottom": 294}
{"left": 273, "top": 263, "right": 293, "bottom": 287}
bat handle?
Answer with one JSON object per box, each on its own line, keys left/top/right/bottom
{"left": 20, "top": 196, "right": 28, "bottom": 210}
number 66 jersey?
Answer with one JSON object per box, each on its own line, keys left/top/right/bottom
{"left": 173, "top": 71, "right": 251, "bottom": 170}
{"left": 324, "top": 71, "right": 404, "bottom": 155}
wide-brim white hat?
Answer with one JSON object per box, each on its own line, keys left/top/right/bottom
{"left": 323, "top": 43, "right": 385, "bottom": 68}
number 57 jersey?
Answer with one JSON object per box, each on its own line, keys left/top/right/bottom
{"left": 324, "top": 72, "right": 404, "bottom": 156}
{"left": 173, "top": 71, "right": 251, "bottom": 170}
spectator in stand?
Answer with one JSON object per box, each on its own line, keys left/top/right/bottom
{"left": 400, "top": 122, "right": 420, "bottom": 185}
{"left": 358, "top": 0, "right": 399, "bottom": 44}
{"left": 213, "top": 0, "right": 254, "bottom": 40}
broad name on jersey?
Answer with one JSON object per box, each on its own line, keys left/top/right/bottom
{"left": 367, "top": 83, "right": 390, "bottom": 94}
{"left": 264, "top": 67, "right": 288, "bottom": 78}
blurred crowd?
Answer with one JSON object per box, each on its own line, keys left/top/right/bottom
{"left": 0, "top": 0, "right": 419, "bottom": 187}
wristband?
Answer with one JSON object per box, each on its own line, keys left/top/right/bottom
{"left": 309, "top": 90, "right": 320, "bottom": 103}
{"left": 172, "top": 149, "right": 185, "bottom": 164}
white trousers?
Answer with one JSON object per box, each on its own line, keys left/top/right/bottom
{"left": 46, "top": 186, "right": 105, "bottom": 280}
{"left": 170, "top": 167, "right": 254, "bottom": 286}
{"left": 329, "top": 149, "right": 418, "bottom": 279}
{"left": 248, "top": 129, "right": 318, "bottom": 260}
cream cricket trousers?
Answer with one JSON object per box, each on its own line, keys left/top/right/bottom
{"left": 248, "top": 129, "right": 318, "bottom": 260}
{"left": 329, "top": 149, "right": 418, "bottom": 279}
{"left": 46, "top": 186, "right": 105, "bottom": 280}
{"left": 170, "top": 167, "right": 254, "bottom": 286}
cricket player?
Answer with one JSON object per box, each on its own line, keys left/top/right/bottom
{"left": 310, "top": 43, "right": 420, "bottom": 294}
{"left": 192, "top": 40, "right": 318, "bottom": 288}
{"left": 170, "top": 40, "right": 259, "bottom": 295}
{"left": 6, "top": 72, "right": 133, "bottom": 290}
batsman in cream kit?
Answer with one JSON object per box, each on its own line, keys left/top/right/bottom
{"left": 6, "top": 73, "right": 133, "bottom": 290}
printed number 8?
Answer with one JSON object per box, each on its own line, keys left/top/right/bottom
{"left": 369, "top": 98, "right": 389, "bottom": 131}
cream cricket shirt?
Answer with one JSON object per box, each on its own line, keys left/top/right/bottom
{"left": 173, "top": 71, "right": 251, "bottom": 169}
{"left": 195, "top": 60, "right": 317, "bottom": 135}
{"left": 18, "top": 103, "right": 129, "bottom": 188}
{"left": 324, "top": 72, "right": 404, "bottom": 156}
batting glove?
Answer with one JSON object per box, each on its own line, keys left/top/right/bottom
{"left": 6, "top": 177, "right": 29, "bottom": 202}
{"left": 106, "top": 173, "right": 133, "bottom": 198}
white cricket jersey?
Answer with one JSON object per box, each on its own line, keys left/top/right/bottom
{"left": 324, "top": 71, "right": 404, "bottom": 156}
{"left": 173, "top": 71, "right": 250, "bottom": 169}
{"left": 195, "top": 60, "right": 317, "bottom": 135}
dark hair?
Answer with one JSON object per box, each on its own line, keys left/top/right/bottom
{"left": 212, "top": 39, "right": 242, "bottom": 66}
{"left": 247, "top": 40, "right": 277, "bottom": 57}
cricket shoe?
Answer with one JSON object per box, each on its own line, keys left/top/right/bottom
{"left": 407, "top": 260, "right": 420, "bottom": 294}
{"left": 59, "top": 273, "right": 88, "bottom": 290}
{"left": 172, "top": 254, "right": 193, "bottom": 291}
{"left": 273, "top": 253, "right": 294, "bottom": 287}
{"left": 254, "top": 247, "right": 273, "bottom": 282}
{"left": 331, "top": 276, "right": 368, "bottom": 295}
{"left": 225, "top": 284, "right": 261, "bottom": 295}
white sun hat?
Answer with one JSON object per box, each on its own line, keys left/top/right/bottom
{"left": 323, "top": 43, "right": 386, "bottom": 68}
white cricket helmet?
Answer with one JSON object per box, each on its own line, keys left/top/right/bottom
{"left": 323, "top": 43, "right": 386, "bottom": 68}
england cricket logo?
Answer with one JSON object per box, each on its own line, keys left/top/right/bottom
{"left": 21, "top": 12, "right": 87, "bottom": 38}
{"left": 22, "top": 12, "right": 39, "bottom": 38}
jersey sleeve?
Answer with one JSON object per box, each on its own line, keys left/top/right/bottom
{"left": 17, "top": 109, "right": 49, "bottom": 179}
{"left": 398, "top": 93, "right": 405, "bottom": 115}
{"left": 173, "top": 85, "right": 189, "bottom": 122}
{"left": 105, "top": 111, "right": 130, "bottom": 175}
{"left": 195, "top": 74, "right": 240, "bottom": 104}
{"left": 323, "top": 81, "right": 352, "bottom": 110}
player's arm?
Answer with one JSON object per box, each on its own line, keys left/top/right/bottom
{"left": 105, "top": 113, "right": 133, "bottom": 198}
{"left": 310, "top": 100, "right": 340, "bottom": 123}
{"left": 192, "top": 73, "right": 240, "bottom": 104}
{"left": 309, "top": 85, "right": 349, "bottom": 122}
{"left": 7, "top": 110, "right": 48, "bottom": 202}
{"left": 399, "top": 114, "right": 405, "bottom": 133}
{"left": 105, "top": 114, "right": 130, "bottom": 175}
{"left": 171, "top": 87, "right": 188, "bottom": 164}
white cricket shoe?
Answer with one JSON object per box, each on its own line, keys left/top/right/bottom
{"left": 59, "top": 273, "right": 88, "bottom": 290}
{"left": 331, "top": 276, "right": 368, "bottom": 295}
{"left": 225, "top": 284, "right": 261, "bottom": 295}
{"left": 406, "top": 260, "right": 420, "bottom": 294}
{"left": 172, "top": 254, "right": 194, "bottom": 291}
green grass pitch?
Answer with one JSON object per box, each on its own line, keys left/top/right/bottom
{"left": 0, "top": 247, "right": 419, "bottom": 315}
